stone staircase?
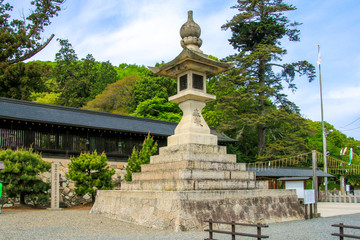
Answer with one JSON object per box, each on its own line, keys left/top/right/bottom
{"left": 92, "top": 143, "right": 304, "bottom": 231}
{"left": 122, "top": 143, "right": 268, "bottom": 191}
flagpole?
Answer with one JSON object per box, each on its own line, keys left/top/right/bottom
{"left": 318, "top": 44, "right": 328, "bottom": 194}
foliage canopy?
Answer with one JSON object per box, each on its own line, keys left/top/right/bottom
{"left": 125, "top": 134, "right": 158, "bottom": 181}
{"left": 207, "top": 0, "right": 316, "bottom": 158}
{"left": 0, "top": 148, "right": 51, "bottom": 206}
{"left": 66, "top": 152, "right": 115, "bottom": 201}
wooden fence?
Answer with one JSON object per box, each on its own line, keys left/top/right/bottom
{"left": 320, "top": 192, "right": 360, "bottom": 203}
{"left": 332, "top": 223, "right": 360, "bottom": 239}
{"left": 204, "top": 219, "right": 268, "bottom": 240}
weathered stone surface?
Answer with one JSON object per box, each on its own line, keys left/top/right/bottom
{"left": 92, "top": 142, "right": 304, "bottom": 230}
{"left": 122, "top": 179, "right": 261, "bottom": 191}
{"left": 91, "top": 189, "right": 304, "bottom": 231}
{"left": 151, "top": 151, "right": 236, "bottom": 164}
{"left": 158, "top": 144, "right": 227, "bottom": 155}
{"left": 132, "top": 169, "right": 255, "bottom": 182}
{"left": 142, "top": 160, "right": 246, "bottom": 172}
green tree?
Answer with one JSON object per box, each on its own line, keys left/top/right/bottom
{"left": 0, "top": 61, "right": 50, "bottom": 100}
{"left": 66, "top": 152, "right": 115, "bottom": 202}
{"left": 53, "top": 40, "right": 120, "bottom": 108}
{"left": 128, "top": 74, "right": 177, "bottom": 112}
{"left": 306, "top": 120, "right": 360, "bottom": 165}
{"left": 88, "top": 61, "right": 119, "bottom": 100}
{"left": 53, "top": 39, "right": 87, "bottom": 107}
{"left": 0, "top": 1, "right": 63, "bottom": 99}
{"left": 0, "top": 148, "right": 51, "bottom": 206}
{"left": 220, "top": 0, "right": 316, "bottom": 156}
{"left": 83, "top": 75, "right": 139, "bottom": 114}
{"left": 116, "top": 63, "right": 149, "bottom": 80}
{"left": 125, "top": 134, "right": 158, "bottom": 181}
{"left": 260, "top": 108, "right": 311, "bottom": 160}
{"left": 32, "top": 92, "right": 61, "bottom": 105}
{"left": 132, "top": 96, "right": 182, "bottom": 122}
{"left": 0, "top": 0, "right": 64, "bottom": 67}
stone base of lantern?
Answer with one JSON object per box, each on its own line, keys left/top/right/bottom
{"left": 167, "top": 132, "right": 217, "bottom": 146}
{"left": 91, "top": 189, "right": 304, "bottom": 232}
{"left": 91, "top": 143, "right": 304, "bottom": 231}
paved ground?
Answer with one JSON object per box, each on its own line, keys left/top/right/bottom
{"left": 0, "top": 203, "right": 359, "bottom": 240}
{"left": 318, "top": 202, "right": 360, "bottom": 217}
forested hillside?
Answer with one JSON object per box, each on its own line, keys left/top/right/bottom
{"left": 1, "top": 0, "right": 359, "bottom": 166}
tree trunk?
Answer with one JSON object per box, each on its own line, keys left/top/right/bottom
{"left": 257, "top": 59, "right": 266, "bottom": 154}
{"left": 20, "top": 192, "right": 26, "bottom": 205}
{"left": 258, "top": 124, "right": 266, "bottom": 153}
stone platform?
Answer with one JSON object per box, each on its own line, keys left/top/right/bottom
{"left": 91, "top": 144, "right": 304, "bottom": 231}
{"left": 91, "top": 189, "right": 303, "bottom": 231}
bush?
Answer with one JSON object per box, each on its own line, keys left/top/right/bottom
{"left": 0, "top": 148, "right": 51, "bottom": 206}
{"left": 66, "top": 152, "right": 115, "bottom": 201}
{"left": 125, "top": 133, "right": 158, "bottom": 181}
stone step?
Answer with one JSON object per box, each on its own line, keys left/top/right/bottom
{"left": 141, "top": 160, "right": 246, "bottom": 172}
{"left": 122, "top": 179, "right": 259, "bottom": 191}
{"left": 151, "top": 151, "right": 236, "bottom": 164}
{"left": 255, "top": 180, "right": 268, "bottom": 189}
{"left": 132, "top": 169, "right": 255, "bottom": 181}
{"left": 159, "top": 143, "right": 227, "bottom": 155}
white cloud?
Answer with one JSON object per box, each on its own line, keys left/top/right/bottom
{"left": 22, "top": 0, "right": 360, "bottom": 140}
{"left": 328, "top": 86, "right": 360, "bottom": 100}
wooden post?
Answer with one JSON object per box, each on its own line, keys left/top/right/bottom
{"left": 339, "top": 223, "right": 344, "bottom": 240}
{"left": 312, "top": 150, "right": 318, "bottom": 215}
{"left": 231, "top": 221, "right": 235, "bottom": 240}
{"left": 257, "top": 223, "right": 262, "bottom": 240}
{"left": 209, "top": 219, "right": 213, "bottom": 240}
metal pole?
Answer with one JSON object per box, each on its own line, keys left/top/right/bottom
{"left": 312, "top": 150, "right": 318, "bottom": 215}
{"left": 318, "top": 45, "right": 328, "bottom": 194}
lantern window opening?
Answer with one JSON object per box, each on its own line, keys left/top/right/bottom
{"left": 177, "top": 70, "right": 206, "bottom": 93}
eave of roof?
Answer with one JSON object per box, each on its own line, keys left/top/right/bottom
{"left": 149, "top": 48, "right": 234, "bottom": 79}
{"left": 0, "top": 97, "right": 236, "bottom": 142}
{"left": 248, "top": 167, "right": 334, "bottom": 178}
{"left": 278, "top": 177, "right": 310, "bottom": 181}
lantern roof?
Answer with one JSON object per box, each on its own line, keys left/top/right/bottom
{"left": 148, "top": 11, "right": 234, "bottom": 79}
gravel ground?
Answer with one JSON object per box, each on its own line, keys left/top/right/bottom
{"left": 0, "top": 209, "right": 359, "bottom": 240}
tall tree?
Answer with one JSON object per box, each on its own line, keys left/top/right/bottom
{"left": 220, "top": 0, "right": 316, "bottom": 155}
{"left": 0, "top": 0, "right": 64, "bottom": 67}
{"left": 0, "top": 0, "right": 63, "bottom": 100}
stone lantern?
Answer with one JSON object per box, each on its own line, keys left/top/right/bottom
{"left": 149, "top": 10, "right": 234, "bottom": 146}
{"left": 91, "top": 11, "right": 305, "bottom": 232}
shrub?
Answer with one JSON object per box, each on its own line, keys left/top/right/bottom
{"left": 125, "top": 133, "right": 158, "bottom": 181}
{"left": 66, "top": 152, "right": 115, "bottom": 201}
{"left": 0, "top": 148, "right": 51, "bottom": 206}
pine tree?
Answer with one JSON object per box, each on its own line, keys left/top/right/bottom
{"left": 0, "top": 0, "right": 64, "bottom": 67}
{"left": 0, "top": 148, "right": 51, "bottom": 206}
{"left": 66, "top": 152, "right": 115, "bottom": 202}
{"left": 125, "top": 133, "right": 158, "bottom": 181}
{"left": 218, "top": 0, "right": 316, "bottom": 155}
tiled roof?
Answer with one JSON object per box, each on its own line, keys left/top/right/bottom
{"left": 0, "top": 97, "right": 235, "bottom": 142}
{"left": 247, "top": 167, "right": 334, "bottom": 178}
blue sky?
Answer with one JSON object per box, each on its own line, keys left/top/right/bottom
{"left": 12, "top": 0, "right": 360, "bottom": 141}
